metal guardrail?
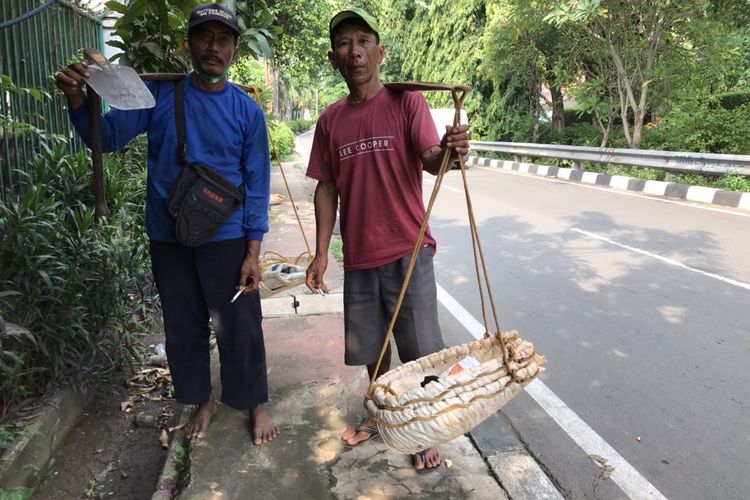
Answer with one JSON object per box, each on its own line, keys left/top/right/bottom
{"left": 469, "top": 141, "right": 750, "bottom": 177}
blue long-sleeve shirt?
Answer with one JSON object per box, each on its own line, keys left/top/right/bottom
{"left": 69, "top": 73, "right": 271, "bottom": 242}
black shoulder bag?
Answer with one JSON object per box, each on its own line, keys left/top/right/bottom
{"left": 166, "top": 79, "right": 245, "bottom": 247}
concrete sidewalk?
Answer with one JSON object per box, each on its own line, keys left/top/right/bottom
{"left": 174, "top": 159, "right": 563, "bottom": 499}
{"left": 181, "top": 313, "right": 514, "bottom": 499}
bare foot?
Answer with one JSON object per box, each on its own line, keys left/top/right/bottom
{"left": 250, "top": 404, "right": 279, "bottom": 446}
{"left": 342, "top": 417, "right": 378, "bottom": 446}
{"left": 185, "top": 400, "right": 217, "bottom": 439}
{"left": 412, "top": 447, "right": 441, "bottom": 471}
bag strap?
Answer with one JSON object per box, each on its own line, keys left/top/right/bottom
{"left": 174, "top": 78, "right": 188, "bottom": 167}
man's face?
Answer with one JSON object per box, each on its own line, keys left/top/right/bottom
{"left": 186, "top": 21, "right": 237, "bottom": 75}
{"left": 328, "top": 23, "right": 384, "bottom": 87}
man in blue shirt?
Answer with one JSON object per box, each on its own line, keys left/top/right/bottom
{"left": 55, "top": 3, "right": 278, "bottom": 445}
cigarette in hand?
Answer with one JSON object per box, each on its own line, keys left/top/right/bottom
{"left": 230, "top": 286, "right": 247, "bottom": 303}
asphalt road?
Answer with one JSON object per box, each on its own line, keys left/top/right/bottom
{"left": 296, "top": 130, "right": 750, "bottom": 499}
{"left": 427, "top": 166, "right": 750, "bottom": 500}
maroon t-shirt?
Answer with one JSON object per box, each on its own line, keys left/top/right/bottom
{"left": 306, "top": 87, "right": 441, "bottom": 271}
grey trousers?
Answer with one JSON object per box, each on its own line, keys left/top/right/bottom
{"left": 343, "top": 246, "right": 445, "bottom": 366}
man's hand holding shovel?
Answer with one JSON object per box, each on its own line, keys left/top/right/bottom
{"left": 54, "top": 52, "right": 154, "bottom": 218}
{"left": 55, "top": 61, "right": 90, "bottom": 111}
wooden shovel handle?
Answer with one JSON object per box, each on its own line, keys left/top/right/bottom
{"left": 384, "top": 81, "right": 472, "bottom": 93}
{"left": 139, "top": 73, "right": 259, "bottom": 94}
{"left": 87, "top": 87, "right": 109, "bottom": 218}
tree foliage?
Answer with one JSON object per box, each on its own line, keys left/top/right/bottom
{"left": 368, "top": 0, "right": 492, "bottom": 135}
{"left": 90, "top": 0, "right": 750, "bottom": 154}
{"left": 545, "top": 0, "right": 706, "bottom": 148}
{"left": 106, "top": 0, "right": 280, "bottom": 72}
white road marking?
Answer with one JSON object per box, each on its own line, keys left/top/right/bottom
{"left": 436, "top": 283, "right": 668, "bottom": 500}
{"left": 571, "top": 228, "right": 750, "bottom": 291}
{"left": 524, "top": 381, "right": 668, "bottom": 500}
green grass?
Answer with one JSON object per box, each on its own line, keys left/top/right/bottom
{"left": 0, "top": 487, "right": 32, "bottom": 500}
{"left": 0, "top": 425, "right": 13, "bottom": 447}
{"left": 330, "top": 235, "right": 344, "bottom": 262}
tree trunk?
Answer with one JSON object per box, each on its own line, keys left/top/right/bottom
{"left": 592, "top": 110, "right": 613, "bottom": 148}
{"left": 532, "top": 85, "right": 542, "bottom": 142}
{"left": 601, "top": 119, "right": 613, "bottom": 148}
{"left": 618, "top": 81, "right": 632, "bottom": 147}
{"left": 550, "top": 86, "right": 565, "bottom": 132}
{"left": 630, "top": 84, "right": 650, "bottom": 149}
{"left": 632, "top": 113, "right": 644, "bottom": 149}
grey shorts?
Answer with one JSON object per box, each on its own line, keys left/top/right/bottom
{"left": 343, "top": 246, "right": 445, "bottom": 366}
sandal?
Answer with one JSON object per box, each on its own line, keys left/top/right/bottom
{"left": 412, "top": 448, "right": 441, "bottom": 473}
{"left": 342, "top": 417, "right": 379, "bottom": 447}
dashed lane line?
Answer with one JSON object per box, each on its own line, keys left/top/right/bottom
{"left": 572, "top": 228, "right": 750, "bottom": 291}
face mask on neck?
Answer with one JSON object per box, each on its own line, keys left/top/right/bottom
{"left": 191, "top": 57, "right": 229, "bottom": 85}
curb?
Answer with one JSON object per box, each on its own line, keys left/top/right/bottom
{"left": 470, "top": 412, "right": 563, "bottom": 499}
{"left": 151, "top": 407, "right": 191, "bottom": 500}
{"left": 469, "top": 156, "right": 750, "bottom": 211}
{"left": 0, "top": 384, "right": 90, "bottom": 491}
{"left": 262, "top": 291, "right": 344, "bottom": 317}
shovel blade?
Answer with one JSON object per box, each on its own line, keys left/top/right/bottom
{"left": 85, "top": 64, "right": 155, "bottom": 110}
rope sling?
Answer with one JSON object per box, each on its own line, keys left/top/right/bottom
{"left": 141, "top": 74, "right": 313, "bottom": 291}
{"left": 363, "top": 82, "right": 545, "bottom": 454}
{"left": 249, "top": 87, "right": 314, "bottom": 293}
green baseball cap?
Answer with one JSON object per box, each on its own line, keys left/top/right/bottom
{"left": 329, "top": 7, "right": 380, "bottom": 47}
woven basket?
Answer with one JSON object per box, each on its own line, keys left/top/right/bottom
{"left": 258, "top": 252, "right": 312, "bottom": 297}
{"left": 365, "top": 330, "right": 544, "bottom": 454}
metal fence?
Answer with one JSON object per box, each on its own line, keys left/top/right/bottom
{"left": 1, "top": 0, "right": 103, "bottom": 199}
{"left": 470, "top": 141, "right": 750, "bottom": 178}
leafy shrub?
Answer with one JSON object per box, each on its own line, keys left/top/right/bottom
{"left": 648, "top": 100, "right": 750, "bottom": 154}
{"left": 546, "top": 123, "right": 603, "bottom": 147}
{"left": 0, "top": 137, "right": 158, "bottom": 412}
{"left": 716, "top": 91, "right": 750, "bottom": 110}
{"left": 285, "top": 119, "right": 314, "bottom": 135}
{"left": 270, "top": 122, "right": 295, "bottom": 160}
{"left": 672, "top": 173, "right": 710, "bottom": 187}
{"left": 713, "top": 173, "right": 750, "bottom": 192}
{"left": 563, "top": 108, "right": 594, "bottom": 125}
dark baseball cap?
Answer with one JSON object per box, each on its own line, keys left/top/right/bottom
{"left": 188, "top": 3, "right": 240, "bottom": 37}
{"left": 329, "top": 7, "right": 380, "bottom": 46}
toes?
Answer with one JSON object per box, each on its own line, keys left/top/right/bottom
{"left": 427, "top": 449, "right": 441, "bottom": 468}
{"left": 342, "top": 426, "right": 356, "bottom": 440}
{"left": 253, "top": 427, "right": 279, "bottom": 445}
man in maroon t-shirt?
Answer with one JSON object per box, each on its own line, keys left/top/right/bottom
{"left": 305, "top": 8, "right": 470, "bottom": 472}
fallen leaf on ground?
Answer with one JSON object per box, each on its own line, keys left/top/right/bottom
{"left": 168, "top": 422, "right": 186, "bottom": 433}
{"left": 590, "top": 454, "right": 608, "bottom": 465}
{"left": 591, "top": 454, "right": 615, "bottom": 491}
{"left": 120, "top": 400, "right": 134, "bottom": 412}
{"left": 127, "top": 366, "right": 173, "bottom": 400}
{"left": 159, "top": 429, "right": 169, "bottom": 449}
{"left": 94, "top": 462, "right": 116, "bottom": 482}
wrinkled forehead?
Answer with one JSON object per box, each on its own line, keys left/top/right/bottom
{"left": 331, "top": 19, "right": 378, "bottom": 43}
